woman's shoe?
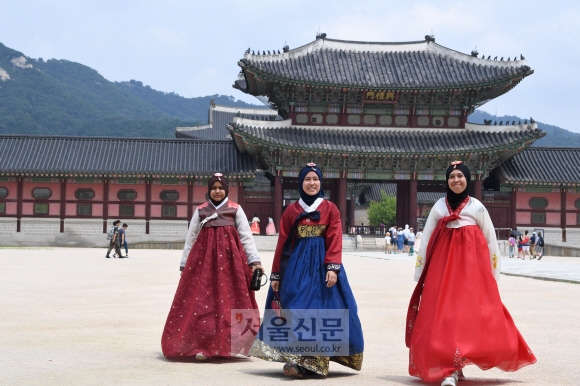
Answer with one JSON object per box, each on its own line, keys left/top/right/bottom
{"left": 441, "top": 371, "right": 458, "bottom": 386}
{"left": 283, "top": 363, "right": 305, "bottom": 379}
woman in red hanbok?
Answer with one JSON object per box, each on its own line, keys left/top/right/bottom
{"left": 161, "top": 173, "right": 263, "bottom": 360}
{"left": 406, "top": 161, "right": 536, "bottom": 386}
{"left": 250, "top": 214, "right": 261, "bottom": 235}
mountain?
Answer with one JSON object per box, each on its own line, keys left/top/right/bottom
{"left": 468, "top": 110, "right": 580, "bottom": 147}
{"left": 0, "top": 42, "right": 261, "bottom": 138}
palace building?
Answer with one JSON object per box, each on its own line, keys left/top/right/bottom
{"left": 1, "top": 35, "right": 579, "bottom": 247}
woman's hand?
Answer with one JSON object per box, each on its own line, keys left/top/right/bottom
{"left": 251, "top": 264, "right": 263, "bottom": 273}
{"left": 271, "top": 280, "right": 280, "bottom": 292}
{"left": 325, "top": 271, "right": 337, "bottom": 288}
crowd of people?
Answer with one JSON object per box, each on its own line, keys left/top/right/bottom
{"left": 157, "top": 161, "right": 536, "bottom": 386}
{"left": 105, "top": 220, "right": 129, "bottom": 258}
{"left": 508, "top": 230, "right": 545, "bottom": 260}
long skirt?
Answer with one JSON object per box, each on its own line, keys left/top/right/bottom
{"left": 408, "top": 225, "right": 536, "bottom": 382}
{"left": 266, "top": 222, "right": 276, "bottom": 235}
{"left": 250, "top": 221, "right": 260, "bottom": 235}
{"left": 397, "top": 234, "right": 405, "bottom": 250}
{"left": 250, "top": 235, "right": 364, "bottom": 375}
{"left": 161, "top": 225, "right": 259, "bottom": 358}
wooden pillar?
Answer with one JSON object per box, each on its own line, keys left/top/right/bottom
{"left": 396, "top": 180, "right": 409, "bottom": 228}
{"left": 347, "top": 199, "right": 355, "bottom": 232}
{"left": 511, "top": 187, "right": 518, "bottom": 230}
{"left": 187, "top": 181, "right": 194, "bottom": 227}
{"left": 16, "top": 177, "right": 23, "bottom": 232}
{"left": 409, "top": 179, "right": 417, "bottom": 231}
{"left": 561, "top": 188, "right": 567, "bottom": 242}
{"left": 274, "top": 176, "right": 283, "bottom": 230}
{"left": 145, "top": 180, "right": 151, "bottom": 234}
{"left": 472, "top": 178, "right": 482, "bottom": 201}
{"left": 237, "top": 181, "right": 246, "bottom": 209}
{"left": 60, "top": 178, "right": 66, "bottom": 233}
{"left": 103, "top": 179, "right": 109, "bottom": 233}
{"left": 337, "top": 178, "right": 347, "bottom": 234}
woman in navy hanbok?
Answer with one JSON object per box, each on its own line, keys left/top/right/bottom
{"left": 250, "top": 163, "right": 364, "bottom": 378}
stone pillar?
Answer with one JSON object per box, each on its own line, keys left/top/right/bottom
{"left": 409, "top": 179, "right": 417, "bottom": 231}
{"left": 274, "top": 176, "right": 283, "bottom": 230}
{"left": 337, "top": 178, "right": 347, "bottom": 234}
{"left": 561, "top": 189, "right": 567, "bottom": 242}
{"left": 472, "top": 178, "right": 483, "bottom": 201}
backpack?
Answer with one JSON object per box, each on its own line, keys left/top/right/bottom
{"left": 106, "top": 226, "right": 115, "bottom": 240}
{"left": 537, "top": 236, "right": 544, "bottom": 247}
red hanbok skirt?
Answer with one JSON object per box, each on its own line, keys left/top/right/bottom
{"left": 250, "top": 222, "right": 260, "bottom": 235}
{"left": 409, "top": 225, "right": 536, "bottom": 382}
{"left": 161, "top": 225, "right": 259, "bottom": 358}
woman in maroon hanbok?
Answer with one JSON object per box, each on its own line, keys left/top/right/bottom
{"left": 406, "top": 161, "right": 536, "bottom": 386}
{"left": 161, "top": 173, "right": 263, "bottom": 360}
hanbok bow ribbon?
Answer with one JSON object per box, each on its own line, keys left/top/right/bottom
{"left": 279, "top": 210, "right": 321, "bottom": 281}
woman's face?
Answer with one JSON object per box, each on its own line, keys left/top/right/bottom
{"left": 448, "top": 169, "right": 467, "bottom": 194}
{"left": 210, "top": 181, "right": 226, "bottom": 201}
{"left": 302, "top": 171, "right": 321, "bottom": 196}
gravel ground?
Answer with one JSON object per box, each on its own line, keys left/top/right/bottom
{"left": 1, "top": 248, "right": 579, "bottom": 385}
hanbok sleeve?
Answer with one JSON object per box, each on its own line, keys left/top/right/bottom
{"left": 324, "top": 203, "right": 343, "bottom": 272}
{"left": 414, "top": 200, "right": 443, "bottom": 281}
{"left": 235, "top": 206, "right": 261, "bottom": 266}
{"left": 271, "top": 207, "right": 294, "bottom": 280}
{"left": 180, "top": 208, "right": 201, "bottom": 271}
{"left": 475, "top": 200, "right": 501, "bottom": 281}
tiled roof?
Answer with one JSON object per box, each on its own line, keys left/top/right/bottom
{"left": 175, "top": 103, "right": 280, "bottom": 140}
{"left": 363, "top": 183, "right": 445, "bottom": 204}
{"left": 228, "top": 119, "right": 545, "bottom": 155}
{"left": 238, "top": 38, "right": 532, "bottom": 89}
{"left": 0, "top": 136, "right": 255, "bottom": 176}
{"left": 500, "top": 147, "right": 580, "bottom": 184}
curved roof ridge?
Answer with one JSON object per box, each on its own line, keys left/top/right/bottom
{"left": 212, "top": 103, "right": 277, "bottom": 115}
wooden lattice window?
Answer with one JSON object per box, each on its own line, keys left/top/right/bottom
{"left": 162, "top": 206, "right": 176, "bottom": 217}
{"left": 119, "top": 205, "right": 134, "bottom": 216}
{"left": 0, "top": 203, "right": 5, "bottom": 213}
{"left": 160, "top": 190, "right": 179, "bottom": 202}
{"left": 529, "top": 197, "right": 548, "bottom": 209}
{"left": 0, "top": 187, "right": 7, "bottom": 199}
{"left": 32, "top": 188, "right": 52, "bottom": 200}
{"left": 531, "top": 213, "right": 545, "bottom": 224}
{"left": 117, "top": 190, "right": 137, "bottom": 201}
{"left": 34, "top": 203, "right": 49, "bottom": 215}
{"left": 575, "top": 199, "right": 580, "bottom": 210}
{"left": 77, "top": 204, "right": 92, "bottom": 215}
{"left": 75, "top": 189, "right": 95, "bottom": 200}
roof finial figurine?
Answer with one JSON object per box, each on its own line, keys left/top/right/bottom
{"left": 277, "top": 50, "right": 280, "bottom": 54}
{"left": 530, "top": 117, "right": 535, "bottom": 124}
{"left": 524, "top": 119, "right": 528, "bottom": 124}
{"left": 471, "top": 48, "right": 478, "bottom": 57}
{"left": 425, "top": 34, "right": 435, "bottom": 42}
{"left": 507, "top": 57, "right": 510, "bottom": 61}
{"left": 283, "top": 44, "right": 289, "bottom": 53}
{"left": 518, "top": 121, "right": 521, "bottom": 125}
{"left": 252, "top": 50, "right": 255, "bottom": 55}
{"left": 499, "top": 121, "right": 503, "bottom": 126}
{"left": 494, "top": 56, "right": 497, "bottom": 60}
{"left": 494, "top": 121, "right": 497, "bottom": 126}
{"left": 520, "top": 54, "right": 525, "bottom": 60}
{"left": 245, "top": 48, "right": 250, "bottom": 54}
{"left": 262, "top": 51, "right": 266, "bottom": 55}
{"left": 316, "top": 32, "right": 327, "bottom": 40}
{"left": 487, "top": 55, "right": 491, "bottom": 60}
{"left": 512, "top": 121, "right": 515, "bottom": 125}
{"left": 481, "top": 53, "right": 485, "bottom": 59}
{"left": 500, "top": 57, "right": 503, "bottom": 61}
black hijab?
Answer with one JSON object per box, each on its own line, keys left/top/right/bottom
{"left": 207, "top": 173, "right": 228, "bottom": 207}
{"left": 445, "top": 161, "right": 471, "bottom": 210}
{"left": 298, "top": 163, "right": 325, "bottom": 206}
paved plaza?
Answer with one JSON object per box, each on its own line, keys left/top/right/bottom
{"left": 1, "top": 247, "right": 579, "bottom": 385}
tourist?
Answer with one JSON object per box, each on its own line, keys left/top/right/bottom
{"left": 390, "top": 225, "right": 398, "bottom": 250}
{"left": 385, "top": 231, "right": 392, "bottom": 254}
{"left": 250, "top": 163, "right": 364, "bottom": 378}
{"left": 403, "top": 225, "right": 411, "bottom": 253}
{"left": 407, "top": 161, "right": 536, "bottom": 386}
{"left": 535, "top": 232, "right": 545, "bottom": 260}
{"left": 250, "top": 214, "right": 261, "bottom": 235}
{"left": 415, "top": 228, "right": 423, "bottom": 251}
{"left": 161, "top": 173, "right": 263, "bottom": 360}
{"left": 508, "top": 233, "right": 517, "bottom": 258}
{"left": 521, "top": 231, "right": 531, "bottom": 260}
{"left": 266, "top": 215, "right": 276, "bottom": 235}
{"left": 407, "top": 227, "right": 416, "bottom": 255}
{"left": 105, "top": 220, "right": 121, "bottom": 258}
{"left": 529, "top": 232, "right": 537, "bottom": 259}
{"left": 397, "top": 227, "right": 405, "bottom": 253}
{"left": 517, "top": 235, "right": 524, "bottom": 258}
{"left": 118, "top": 223, "right": 129, "bottom": 258}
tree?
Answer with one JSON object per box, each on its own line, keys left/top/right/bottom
{"left": 367, "top": 192, "right": 396, "bottom": 226}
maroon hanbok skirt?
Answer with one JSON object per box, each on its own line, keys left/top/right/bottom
{"left": 409, "top": 225, "right": 536, "bottom": 381}
{"left": 162, "top": 225, "right": 259, "bottom": 357}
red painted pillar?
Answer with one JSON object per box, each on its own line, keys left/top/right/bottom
{"left": 472, "top": 178, "right": 482, "bottom": 201}
{"left": 16, "top": 177, "right": 23, "bottom": 232}
{"left": 145, "top": 180, "right": 151, "bottom": 234}
{"left": 274, "top": 176, "right": 283, "bottom": 230}
{"left": 103, "top": 179, "right": 109, "bottom": 234}
{"left": 396, "top": 180, "right": 409, "bottom": 228}
{"left": 409, "top": 179, "right": 417, "bottom": 231}
{"left": 237, "top": 182, "right": 246, "bottom": 209}
{"left": 337, "top": 178, "right": 347, "bottom": 234}
{"left": 187, "top": 181, "right": 194, "bottom": 227}
{"left": 60, "top": 178, "right": 66, "bottom": 233}
{"left": 561, "top": 189, "right": 567, "bottom": 242}
{"left": 347, "top": 198, "right": 355, "bottom": 233}
{"left": 511, "top": 187, "right": 518, "bottom": 230}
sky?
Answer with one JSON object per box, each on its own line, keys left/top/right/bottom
{"left": 2, "top": 0, "right": 579, "bottom": 132}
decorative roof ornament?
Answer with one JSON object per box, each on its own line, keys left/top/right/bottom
{"left": 316, "top": 32, "right": 327, "bottom": 40}
{"left": 425, "top": 34, "right": 435, "bottom": 42}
